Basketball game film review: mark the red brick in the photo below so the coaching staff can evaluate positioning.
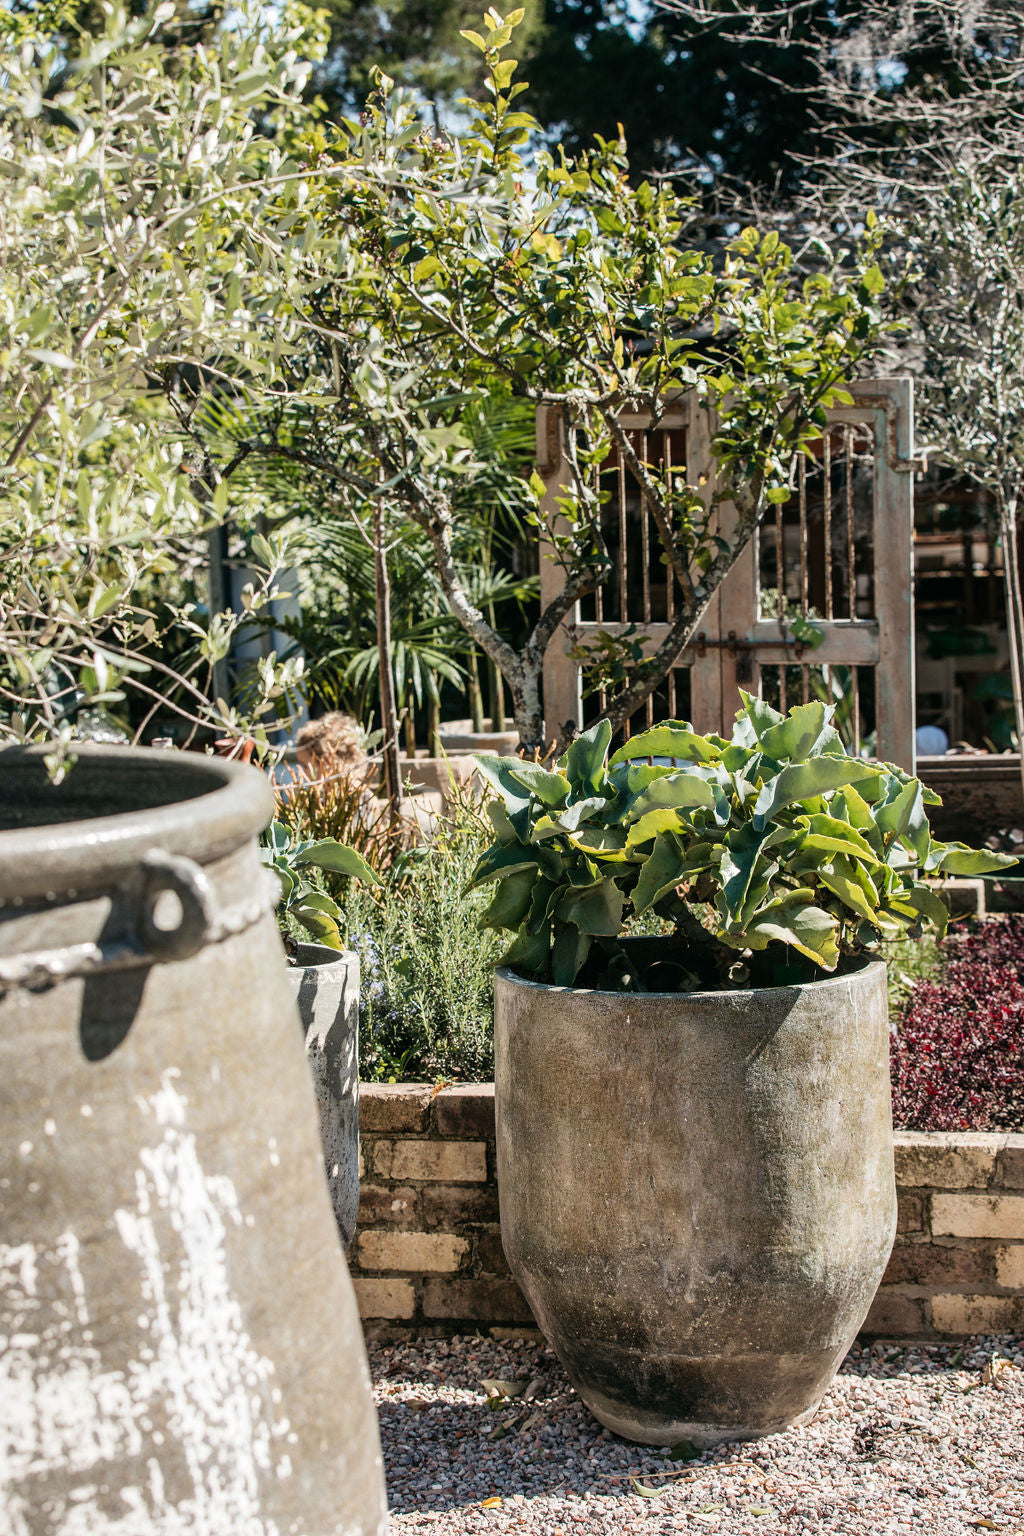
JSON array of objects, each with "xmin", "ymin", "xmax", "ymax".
[
  {"xmin": 421, "ymin": 1183, "xmax": 500, "ymax": 1229},
  {"xmin": 860, "ymin": 1291, "xmax": 926, "ymax": 1338},
  {"xmin": 474, "ymin": 1225, "xmax": 512, "ymax": 1275},
  {"xmin": 357, "ymin": 1231, "xmax": 468, "ymax": 1274},
  {"xmin": 432, "ymin": 1085, "xmax": 496, "ymax": 1140},
  {"xmin": 882, "ymin": 1242, "xmax": 992, "ymax": 1288},
  {"xmin": 897, "ymin": 1193, "xmax": 924, "ymax": 1233},
  {"xmin": 421, "ymin": 1276, "xmax": 535, "ymax": 1325},
  {"xmin": 374, "ymin": 1138, "xmax": 486, "ymax": 1182},
  {"xmin": 359, "ymin": 1083, "xmax": 434, "ymax": 1133},
  {"xmin": 357, "ymin": 1184, "xmax": 420, "ymax": 1226},
  {"xmin": 931, "ymin": 1293, "xmax": 1024, "ymax": 1334},
  {"xmin": 894, "ymin": 1133, "xmax": 1000, "ymax": 1191},
  {"xmin": 352, "ymin": 1277, "xmax": 416, "ymax": 1320},
  {"xmin": 931, "ymin": 1192, "xmax": 1024, "ymax": 1239}
]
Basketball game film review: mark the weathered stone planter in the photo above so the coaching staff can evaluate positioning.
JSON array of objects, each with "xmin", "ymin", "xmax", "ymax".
[
  {"xmin": 494, "ymin": 956, "xmax": 896, "ymax": 1446},
  {"xmin": 0, "ymin": 745, "xmax": 386, "ymax": 1535},
  {"xmin": 286, "ymin": 941, "xmax": 361, "ymax": 1248}
]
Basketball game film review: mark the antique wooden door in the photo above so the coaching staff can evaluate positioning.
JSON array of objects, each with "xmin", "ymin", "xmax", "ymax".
[{"xmin": 538, "ymin": 378, "xmax": 918, "ymax": 769}]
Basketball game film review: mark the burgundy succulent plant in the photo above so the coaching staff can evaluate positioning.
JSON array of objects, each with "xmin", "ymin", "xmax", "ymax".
[{"xmin": 890, "ymin": 916, "xmax": 1024, "ymax": 1132}]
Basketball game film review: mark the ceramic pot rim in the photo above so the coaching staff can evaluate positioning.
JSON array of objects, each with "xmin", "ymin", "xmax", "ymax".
[
  {"xmin": 495, "ymin": 951, "xmax": 886, "ymax": 1005},
  {"xmin": 0, "ymin": 743, "xmax": 274, "ymax": 900}
]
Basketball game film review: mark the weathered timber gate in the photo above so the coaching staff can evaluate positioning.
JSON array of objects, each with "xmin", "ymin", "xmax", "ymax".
[{"xmin": 538, "ymin": 378, "xmax": 919, "ymax": 770}]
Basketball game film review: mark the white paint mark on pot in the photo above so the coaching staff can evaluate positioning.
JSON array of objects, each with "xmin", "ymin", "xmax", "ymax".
[{"xmin": 0, "ymin": 1072, "xmax": 291, "ymax": 1533}]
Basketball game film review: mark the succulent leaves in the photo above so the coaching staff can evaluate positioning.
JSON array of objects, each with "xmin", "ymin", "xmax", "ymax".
[
  {"xmin": 262, "ymin": 820, "xmax": 379, "ymax": 950},
  {"xmin": 470, "ymin": 699, "xmax": 1016, "ymax": 987}
]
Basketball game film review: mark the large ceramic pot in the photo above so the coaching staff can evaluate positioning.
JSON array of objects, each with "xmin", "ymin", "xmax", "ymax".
[
  {"xmin": 0, "ymin": 746, "xmax": 387, "ymax": 1535},
  {"xmin": 286, "ymin": 942, "xmax": 361, "ymax": 1249},
  {"xmin": 494, "ymin": 950, "xmax": 896, "ymax": 1447}
]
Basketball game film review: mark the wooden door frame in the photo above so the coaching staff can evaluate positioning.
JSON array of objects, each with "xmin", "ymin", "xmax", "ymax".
[{"xmin": 538, "ymin": 378, "xmax": 919, "ymax": 769}]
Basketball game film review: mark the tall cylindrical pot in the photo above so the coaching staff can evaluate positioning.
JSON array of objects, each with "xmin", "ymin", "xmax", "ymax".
[
  {"xmin": 494, "ymin": 954, "xmax": 896, "ymax": 1447},
  {"xmin": 286, "ymin": 943, "xmax": 361, "ymax": 1249},
  {"xmin": 0, "ymin": 746, "xmax": 387, "ymax": 1535}
]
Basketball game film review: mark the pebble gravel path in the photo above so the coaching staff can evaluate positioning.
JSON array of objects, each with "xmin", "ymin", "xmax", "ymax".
[{"xmin": 370, "ymin": 1333, "xmax": 1024, "ymax": 1535}]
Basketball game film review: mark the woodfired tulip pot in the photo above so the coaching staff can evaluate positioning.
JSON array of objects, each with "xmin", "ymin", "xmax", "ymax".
[
  {"xmin": 494, "ymin": 949, "xmax": 896, "ymax": 1446},
  {"xmin": 0, "ymin": 745, "xmax": 387, "ymax": 1535}
]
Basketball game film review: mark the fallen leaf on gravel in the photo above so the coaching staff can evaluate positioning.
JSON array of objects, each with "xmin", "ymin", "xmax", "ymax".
[
  {"xmin": 401, "ymin": 1397, "xmax": 431, "ymax": 1410},
  {"xmin": 630, "ymin": 1479, "xmax": 669, "ymax": 1499},
  {"xmin": 486, "ymin": 1425, "xmax": 508, "ymax": 1443},
  {"xmin": 968, "ymin": 1520, "xmax": 997, "ymax": 1530},
  {"xmin": 480, "ymin": 1378, "xmax": 528, "ymax": 1399},
  {"xmin": 523, "ymin": 1376, "xmax": 546, "ymax": 1400},
  {"xmin": 520, "ymin": 1411, "xmax": 544, "ymax": 1433},
  {"xmin": 480, "ymin": 1497, "xmax": 502, "ymax": 1509},
  {"xmin": 981, "ymin": 1356, "xmax": 1018, "ymax": 1387},
  {"xmin": 599, "ymin": 1466, "xmax": 698, "ymax": 1485}
]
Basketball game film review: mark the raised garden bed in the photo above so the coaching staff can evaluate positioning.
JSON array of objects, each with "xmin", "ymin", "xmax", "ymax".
[
  {"xmin": 351, "ymin": 916, "xmax": 1024, "ymax": 1342},
  {"xmin": 352, "ymin": 1084, "xmax": 1024, "ymax": 1343}
]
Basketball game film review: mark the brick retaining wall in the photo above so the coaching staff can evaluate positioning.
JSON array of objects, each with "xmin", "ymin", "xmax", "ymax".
[{"xmin": 352, "ymin": 1084, "xmax": 1024, "ymax": 1341}]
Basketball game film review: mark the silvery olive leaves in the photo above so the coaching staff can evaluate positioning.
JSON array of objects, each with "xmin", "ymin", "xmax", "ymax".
[{"xmin": 470, "ymin": 695, "xmax": 1016, "ymax": 989}]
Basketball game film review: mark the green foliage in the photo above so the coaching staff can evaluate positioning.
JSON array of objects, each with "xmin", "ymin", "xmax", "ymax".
[
  {"xmin": 262, "ymin": 817, "xmax": 379, "ymax": 950},
  {"xmin": 885, "ymin": 928, "xmax": 945, "ymax": 1015},
  {"xmin": 179, "ymin": 6, "xmax": 891, "ymax": 751},
  {"xmin": 906, "ymin": 168, "xmax": 1024, "ymax": 524},
  {"xmin": 0, "ymin": 1, "xmax": 890, "ymax": 762},
  {"xmin": 345, "ymin": 790, "xmax": 504, "ymax": 1081},
  {"xmin": 470, "ymin": 696, "xmax": 1016, "ymax": 989},
  {"xmin": 0, "ymin": 2, "xmax": 322, "ymax": 756},
  {"xmin": 309, "ymin": 0, "xmax": 543, "ymax": 123}
]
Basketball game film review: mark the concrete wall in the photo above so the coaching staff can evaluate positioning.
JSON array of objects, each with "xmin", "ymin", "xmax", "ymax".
[
  {"xmin": 917, "ymin": 754, "xmax": 1024, "ymax": 844},
  {"xmin": 353, "ymin": 1085, "xmax": 1024, "ymax": 1341}
]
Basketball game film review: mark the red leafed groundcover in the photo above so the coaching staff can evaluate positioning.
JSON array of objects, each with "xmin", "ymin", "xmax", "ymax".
[{"xmin": 890, "ymin": 915, "xmax": 1024, "ymax": 1132}]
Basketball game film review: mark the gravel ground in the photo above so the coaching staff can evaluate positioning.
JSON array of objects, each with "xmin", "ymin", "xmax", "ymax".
[{"xmin": 370, "ymin": 1332, "xmax": 1024, "ymax": 1535}]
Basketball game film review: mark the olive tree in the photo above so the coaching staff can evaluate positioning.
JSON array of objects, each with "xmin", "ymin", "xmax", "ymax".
[
  {"xmin": 663, "ymin": 0, "xmax": 1024, "ymax": 771},
  {"xmin": 0, "ymin": 1, "xmax": 319, "ymax": 759},
  {"xmin": 902, "ymin": 171, "xmax": 1024, "ymax": 761}
]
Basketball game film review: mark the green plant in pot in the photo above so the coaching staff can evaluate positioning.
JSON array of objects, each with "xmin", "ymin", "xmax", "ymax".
[
  {"xmin": 262, "ymin": 819, "xmax": 379, "ymax": 953},
  {"xmin": 262, "ymin": 820, "xmax": 380, "ymax": 1248},
  {"xmin": 472, "ymin": 697, "xmax": 1012, "ymax": 1447}
]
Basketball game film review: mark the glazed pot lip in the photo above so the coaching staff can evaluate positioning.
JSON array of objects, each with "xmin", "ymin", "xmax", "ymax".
[
  {"xmin": 494, "ymin": 951, "xmax": 886, "ymax": 1004},
  {"xmin": 0, "ymin": 743, "xmax": 274, "ymax": 900}
]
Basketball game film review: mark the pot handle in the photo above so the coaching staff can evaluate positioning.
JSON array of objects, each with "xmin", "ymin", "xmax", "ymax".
[{"xmin": 135, "ymin": 850, "xmax": 215, "ymax": 962}]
